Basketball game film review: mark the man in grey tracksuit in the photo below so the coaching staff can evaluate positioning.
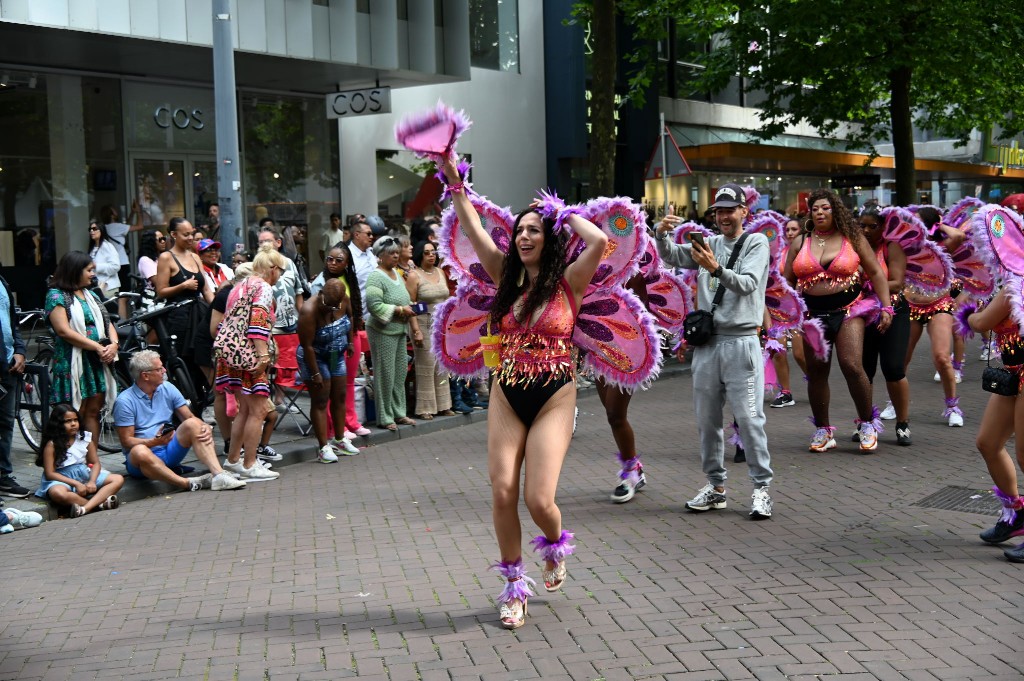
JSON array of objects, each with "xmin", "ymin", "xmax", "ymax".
[{"xmin": 655, "ymin": 183, "xmax": 774, "ymax": 519}]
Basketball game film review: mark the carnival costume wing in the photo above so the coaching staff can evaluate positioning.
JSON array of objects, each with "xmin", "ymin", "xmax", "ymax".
[
  {"xmin": 436, "ymin": 195, "xmax": 514, "ymax": 289},
  {"xmin": 431, "ymin": 290, "xmax": 494, "ymax": 379},
  {"xmin": 573, "ymin": 286, "xmax": 662, "ymax": 391},
  {"xmin": 672, "ymin": 221, "xmax": 712, "ymax": 245},
  {"xmin": 879, "ymin": 207, "xmax": 956, "ymax": 296},
  {"xmin": 744, "ymin": 211, "xmax": 788, "ymax": 272},
  {"xmin": 970, "ymin": 204, "xmax": 1024, "ymax": 279},
  {"xmin": 639, "ymin": 239, "xmax": 690, "ymax": 332},
  {"xmin": 567, "ymin": 196, "xmax": 649, "ymax": 291},
  {"xmin": 764, "ymin": 272, "xmax": 806, "ymax": 337},
  {"xmin": 945, "ymin": 197, "xmax": 984, "ymax": 232}
]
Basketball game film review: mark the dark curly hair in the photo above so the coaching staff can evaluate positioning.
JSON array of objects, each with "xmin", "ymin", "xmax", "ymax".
[
  {"xmin": 489, "ymin": 210, "xmax": 568, "ymax": 327},
  {"xmin": 804, "ymin": 189, "xmax": 862, "ymax": 247},
  {"xmin": 36, "ymin": 403, "xmax": 83, "ymax": 469}
]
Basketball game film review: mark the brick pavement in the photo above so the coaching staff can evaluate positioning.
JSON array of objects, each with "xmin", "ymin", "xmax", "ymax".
[{"xmin": 2, "ymin": 340, "xmax": 1024, "ymax": 680}]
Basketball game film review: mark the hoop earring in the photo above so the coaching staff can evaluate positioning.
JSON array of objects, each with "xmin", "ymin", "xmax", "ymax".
[{"xmin": 517, "ymin": 267, "xmax": 525, "ymax": 287}]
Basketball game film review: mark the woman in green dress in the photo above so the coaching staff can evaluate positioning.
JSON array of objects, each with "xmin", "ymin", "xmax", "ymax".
[
  {"xmin": 45, "ymin": 251, "xmax": 120, "ymax": 456},
  {"xmin": 365, "ymin": 237, "xmax": 423, "ymax": 431}
]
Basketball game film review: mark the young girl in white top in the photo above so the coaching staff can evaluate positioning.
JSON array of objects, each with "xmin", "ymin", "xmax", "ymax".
[{"xmin": 34, "ymin": 404, "xmax": 124, "ymax": 517}]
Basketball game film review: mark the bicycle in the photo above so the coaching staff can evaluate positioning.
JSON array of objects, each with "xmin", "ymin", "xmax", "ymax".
[{"xmin": 14, "ymin": 309, "xmax": 55, "ymax": 453}]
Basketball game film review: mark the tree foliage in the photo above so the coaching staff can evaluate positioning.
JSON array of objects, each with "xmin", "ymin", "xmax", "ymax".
[{"xmin": 693, "ymin": 0, "xmax": 1024, "ymax": 203}]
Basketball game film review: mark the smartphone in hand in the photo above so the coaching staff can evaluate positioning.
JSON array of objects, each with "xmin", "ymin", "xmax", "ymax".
[
  {"xmin": 158, "ymin": 422, "xmax": 176, "ymax": 437},
  {"xmin": 687, "ymin": 231, "xmax": 706, "ymax": 249}
]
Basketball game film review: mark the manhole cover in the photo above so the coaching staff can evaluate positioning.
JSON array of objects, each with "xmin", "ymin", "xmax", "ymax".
[{"xmin": 913, "ymin": 486, "xmax": 1001, "ymax": 516}]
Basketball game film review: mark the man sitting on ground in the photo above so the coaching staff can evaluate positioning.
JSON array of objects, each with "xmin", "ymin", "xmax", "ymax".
[{"xmin": 113, "ymin": 350, "xmax": 245, "ymax": 491}]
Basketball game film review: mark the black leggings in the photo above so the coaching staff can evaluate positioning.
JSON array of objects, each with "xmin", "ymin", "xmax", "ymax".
[{"xmin": 863, "ymin": 301, "xmax": 911, "ymax": 383}]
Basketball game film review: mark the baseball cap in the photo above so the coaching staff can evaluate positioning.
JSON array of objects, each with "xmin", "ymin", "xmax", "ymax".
[
  {"xmin": 710, "ymin": 183, "xmax": 745, "ymax": 209},
  {"xmin": 197, "ymin": 238, "xmax": 221, "ymax": 252}
]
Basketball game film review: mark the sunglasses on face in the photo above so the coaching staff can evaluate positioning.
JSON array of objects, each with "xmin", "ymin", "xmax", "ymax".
[{"xmin": 325, "ymin": 256, "xmax": 346, "ymax": 264}]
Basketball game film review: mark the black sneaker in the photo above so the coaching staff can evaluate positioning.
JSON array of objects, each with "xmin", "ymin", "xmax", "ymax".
[
  {"xmin": 733, "ymin": 446, "xmax": 746, "ymax": 463},
  {"xmin": 610, "ymin": 469, "xmax": 646, "ymax": 504},
  {"xmin": 0, "ymin": 476, "xmax": 30, "ymax": 499},
  {"xmin": 895, "ymin": 422, "xmax": 912, "ymax": 446},
  {"xmin": 769, "ymin": 392, "xmax": 795, "ymax": 408},
  {"xmin": 981, "ymin": 510, "xmax": 1024, "ymax": 544}
]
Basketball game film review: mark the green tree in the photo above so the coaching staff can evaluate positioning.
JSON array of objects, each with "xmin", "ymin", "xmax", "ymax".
[{"xmin": 694, "ymin": 0, "xmax": 1024, "ymax": 204}]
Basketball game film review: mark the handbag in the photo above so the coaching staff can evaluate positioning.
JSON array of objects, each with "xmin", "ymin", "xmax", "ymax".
[
  {"xmin": 214, "ymin": 282, "xmax": 261, "ymax": 371},
  {"xmin": 682, "ymin": 233, "xmax": 749, "ymax": 346},
  {"xmin": 982, "ymin": 363, "xmax": 1019, "ymax": 396}
]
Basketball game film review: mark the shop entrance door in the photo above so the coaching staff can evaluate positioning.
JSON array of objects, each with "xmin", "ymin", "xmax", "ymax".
[{"xmin": 130, "ymin": 154, "xmax": 218, "ymax": 229}]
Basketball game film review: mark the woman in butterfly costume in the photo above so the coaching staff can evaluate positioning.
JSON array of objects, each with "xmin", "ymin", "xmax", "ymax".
[
  {"xmin": 433, "ymin": 158, "xmax": 664, "ymax": 629},
  {"xmin": 956, "ymin": 205, "xmax": 1024, "ymax": 563}
]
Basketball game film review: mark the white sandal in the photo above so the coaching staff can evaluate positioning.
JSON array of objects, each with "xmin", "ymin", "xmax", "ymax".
[{"xmin": 542, "ymin": 561, "xmax": 567, "ymax": 592}]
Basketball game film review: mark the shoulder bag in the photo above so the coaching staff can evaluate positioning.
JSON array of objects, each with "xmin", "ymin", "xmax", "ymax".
[
  {"xmin": 214, "ymin": 282, "xmax": 261, "ymax": 371},
  {"xmin": 682, "ymin": 233, "xmax": 749, "ymax": 346}
]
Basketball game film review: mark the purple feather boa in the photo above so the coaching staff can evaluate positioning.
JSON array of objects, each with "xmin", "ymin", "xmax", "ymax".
[
  {"xmin": 616, "ymin": 452, "xmax": 643, "ymax": 485},
  {"xmin": 942, "ymin": 396, "xmax": 962, "ymax": 418},
  {"xmin": 954, "ymin": 303, "xmax": 976, "ymax": 339},
  {"xmin": 727, "ymin": 423, "xmax": 745, "ymax": 450},
  {"xmin": 535, "ymin": 188, "xmax": 583, "ymax": 234},
  {"xmin": 530, "ymin": 530, "xmax": 576, "ymax": 564},
  {"xmin": 993, "ymin": 486, "xmax": 1024, "ymax": 523},
  {"xmin": 489, "ymin": 558, "xmax": 536, "ymax": 604}
]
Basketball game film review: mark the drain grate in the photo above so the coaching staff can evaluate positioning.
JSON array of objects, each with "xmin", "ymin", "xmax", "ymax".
[{"xmin": 913, "ymin": 485, "xmax": 1001, "ymax": 516}]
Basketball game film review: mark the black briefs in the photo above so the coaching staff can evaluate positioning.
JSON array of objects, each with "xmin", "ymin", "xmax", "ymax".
[{"xmin": 499, "ymin": 374, "xmax": 573, "ymax": 428}]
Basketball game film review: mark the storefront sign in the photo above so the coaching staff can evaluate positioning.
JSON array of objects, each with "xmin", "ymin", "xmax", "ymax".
[
  {"xmin": 982, "ymin": 128, "xmax": 1024, "ymax": 168},
  {"xmin": 325, "ymin": 87, "xmax": 391, "ymax": 119},
  {"xmin": 153, "ymin": 106, "xmax": 205, "ymax": 131}
]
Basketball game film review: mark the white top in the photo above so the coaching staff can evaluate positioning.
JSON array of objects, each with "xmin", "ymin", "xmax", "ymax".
[
  {"xmin": 138, "ymin": 255, "xmax": 158, "ymax": 284},
  {"xmin": 63, "ymin": 431, "xmax": 92, "ymax": 467},
  {"xmin": 91, "ymin": 241, "xmax": 122, "ymax": 292},
  {"xmin": 105, "ymin": 221, "xmax": 131, "ymax": 265},
  {"xmin": 348, "ymin": 242, "xmax": 378, "ymax": 317},
  {"xmin": 321, "ymin": 227, "xmax": 345, "ymax": 253}
]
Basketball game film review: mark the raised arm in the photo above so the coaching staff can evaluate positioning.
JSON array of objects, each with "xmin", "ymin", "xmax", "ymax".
[
  {"xmin": 560, "ymin": 212, "xmax": 608, "ymax": 305},
  {"xmin": 440, "ymin": 154, "xmax": 504, "ymax": 284},
  {"xmin": 654, "ymin": 214, "xmax": 697, "ymax": 270}
]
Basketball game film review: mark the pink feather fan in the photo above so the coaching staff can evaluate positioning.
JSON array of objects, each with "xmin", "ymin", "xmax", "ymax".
[{"xmin": 394, "ymin": 100, "xmax": 471, "ymax": 160}]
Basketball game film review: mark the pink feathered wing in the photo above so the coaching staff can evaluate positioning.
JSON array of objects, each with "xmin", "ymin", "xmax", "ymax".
[
  {"xmin": 569, "ymin": 196, "xmax": 649, "ymax": 290},
  {"xmin": 574, "ymin": 287, "xmax": 662, "ymax": 392},
  {"xmin": 639, "ymin": 239, "xmax": 690, "ymax": 333},
  {"xmin": 436, "ymin": 195, "xmax": 514, "ymax": 289},
  {"xmin": 971, "ymin": 205, "xmax": 1024, "ymax": 278},
  {"xmin": 879, "ymin": 207, "xmax": 955, "ymax": 296}
]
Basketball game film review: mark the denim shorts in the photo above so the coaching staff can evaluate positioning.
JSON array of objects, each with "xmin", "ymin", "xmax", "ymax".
[
  {"xmin": 35, "ymin": 463, "xmax": 111, "ymax": 498},
  {"xmin": 297, "ymin": 346, "xmax": 347, "ymax": 382},
  {"xmin": 124, "ymin": 432, "xmax": 190, "ymax": 479}
]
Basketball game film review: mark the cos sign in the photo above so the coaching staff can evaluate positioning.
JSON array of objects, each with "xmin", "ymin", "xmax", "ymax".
[
  {"xmin": 325, "ymin": 87, "xmax": 391, "ymax": 119},
  {"xmin": 153, "ymin": 106, "xmax": 205, "ymax": 131}
]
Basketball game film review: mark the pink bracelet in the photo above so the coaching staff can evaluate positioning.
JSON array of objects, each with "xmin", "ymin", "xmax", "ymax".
[
  {"xmin": 448, "ymin": 181, "xmax": 465, "ymax": 194},
  {"xmin": 881, "ymin": 305, "xmax": 895, "ymax": 315}
]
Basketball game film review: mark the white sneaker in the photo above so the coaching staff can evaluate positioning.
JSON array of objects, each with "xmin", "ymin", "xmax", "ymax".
[
  {"xmin": 318, "ymin": 445, "xmax": 339, "ymax": 464},
  {"xmin": 4, "ymin": 508, "xmax": 43, "ymax": 528},
  {"xmin": 211, "ymin": 471, "xmax": 246, "ymax": 490},
  {"xmin": 329, "ymin": 438, "xmax": 360, "ymax": 456},
  {"xmin": 880, "ymin": 401, "xmax": 896, "ymax": 420},
  {"xmin": 239, "ymin": 460, "xmax": 280, "ymax": 480},
  {"xmin": 955, "ymin": 369, "xmax": 962, "ymax": 384},
  {"xmin": 749, "ymin": 487, "xmax": 772, "ymax": 519},
  {"xmin": 572, "ymin": 406, "xmax": 578, "ymax": 436},
  {"xmin": 980, "ymin": 346, "xmax": 992, "ymax": 361},
  {"xmin": 933, "ymin": 370, "xmax": 941, "ymax": 382},
  {"xmin": 948, "ymin": 411, "xmax": 964, "ymax": 427},
  {"xmin": 222, "ymin": 459, "xmax": 245, "ymax": 478}
]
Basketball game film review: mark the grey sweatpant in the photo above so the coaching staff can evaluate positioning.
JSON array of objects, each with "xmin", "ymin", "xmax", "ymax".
[{"xmin": 691, "ymin": 334, "xmax": 773, "ymax": 488}]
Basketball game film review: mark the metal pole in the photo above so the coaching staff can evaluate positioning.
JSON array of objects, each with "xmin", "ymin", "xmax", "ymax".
[
  {"xmin": 213, "ymin": 0, "xmax": 243, "ymax": 262},
  {"xmin": 660, "ymin": 113, "xmax": 670, "ymax": 217}
]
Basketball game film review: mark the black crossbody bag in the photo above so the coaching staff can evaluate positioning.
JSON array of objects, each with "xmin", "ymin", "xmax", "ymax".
[
  {"xmin": 682, "ymin": 233, "xmax": 749, "ymax": 346},
  {"xmin": 982, "ymin": 349, "xmax": 1019, "ymax": 396}
]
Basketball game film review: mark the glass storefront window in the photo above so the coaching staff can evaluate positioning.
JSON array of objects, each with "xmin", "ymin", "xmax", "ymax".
[
  {"xmin": 470, "ymin": 0, "xmax": 519, "ymax": 72},
  {"xmin": 241, "ymin": 93, "xmax": 339, "ymax": 270}
]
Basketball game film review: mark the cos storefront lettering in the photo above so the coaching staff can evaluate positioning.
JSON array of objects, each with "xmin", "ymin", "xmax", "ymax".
[
  {"xmin": 153, "ymin": 106, "xmax": 205, "ymax": 131},
  {"xmin": 325, "ymin": 86, "xmax": 391, "ymax": 119}
]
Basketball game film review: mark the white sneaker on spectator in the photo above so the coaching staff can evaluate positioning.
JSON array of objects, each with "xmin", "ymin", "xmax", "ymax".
[
  {"xmin": 329, "ymin": 438, "xmax": 360, "ymax": 456},
  {"xmin": 239, "ymin": 460, "xmax": 279, "ymax": 480},
  {"xmin": 318, "ymin": 445, "xmax": 339, "ymax": 464},
  {"xmin": 880, "ymin": 401, "xmax": 896, "ymax": 420},
  {"xmin": 223, "ymin": 459, "xmax": 245, "ymax": 478},
  {"xmin": 343, "ymin": 430, "xmax": 356, "ymax": 439},
  {"xmin": 211, "ymin": 472, "xmax": 246, "ymax": 491},
  {"xmin": 353, "ymin": 426, "xmax": 371, "ymax": 437},
  {"xmin": 187, "ymin": 473, "xmax": 214, "ymax": 491},
  {"xmin": 4, "ymin": 508, "xmax": 43, "ymax": 528}
]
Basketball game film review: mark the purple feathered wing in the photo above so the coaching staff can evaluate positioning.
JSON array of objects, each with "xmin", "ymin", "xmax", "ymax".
[
  {"xmin": 436, "ymin": 195, "xmax": 513, "ymax": 289},
  {"xmin": 764, "ymin": 272, "xmax": 806, "ymax": 337},
  {"xmin": 879, "ymin": 207, "xmax": 956, "ymax": 296},
  {"xmin": 745, "ymin": 211, "xmax": 788, "ymax": 273},
  {"xmin": 971, "ymin": 205, "xmax": 1024, "ymax": 280},
  {"xmin": 573, "ymin": 287, "xmax": 662, "ymax": 392},
  {"xmin": 567, "ymin": 197, "xmax": 649, "ymax": 290},
  {"xmin": 639, "ymin": 239, "xmax": 690, "ymax": 333},
  {"xmin": 430, "ymin": 289, "xmax": 495, "ymax": 379}
]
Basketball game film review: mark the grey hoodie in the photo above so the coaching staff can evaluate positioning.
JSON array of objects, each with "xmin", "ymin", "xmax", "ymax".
[{"xmin": 656, "ymin": 231, "xmax": 770, "ymax": 336}]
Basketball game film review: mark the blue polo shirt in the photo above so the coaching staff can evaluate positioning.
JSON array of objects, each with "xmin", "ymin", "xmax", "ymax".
[{"xmin": 112, "ymin": 381, "xmax": 187, "ymax": 454}]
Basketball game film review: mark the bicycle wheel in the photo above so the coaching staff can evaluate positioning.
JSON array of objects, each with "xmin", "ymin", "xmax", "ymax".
[
  {"xmin": 16, "ymin": 367, "xmax": 46, "ymax": 454},
  {"xmin": 96, "ymin": 369, "xmax": 131, "ymax": 453}
]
